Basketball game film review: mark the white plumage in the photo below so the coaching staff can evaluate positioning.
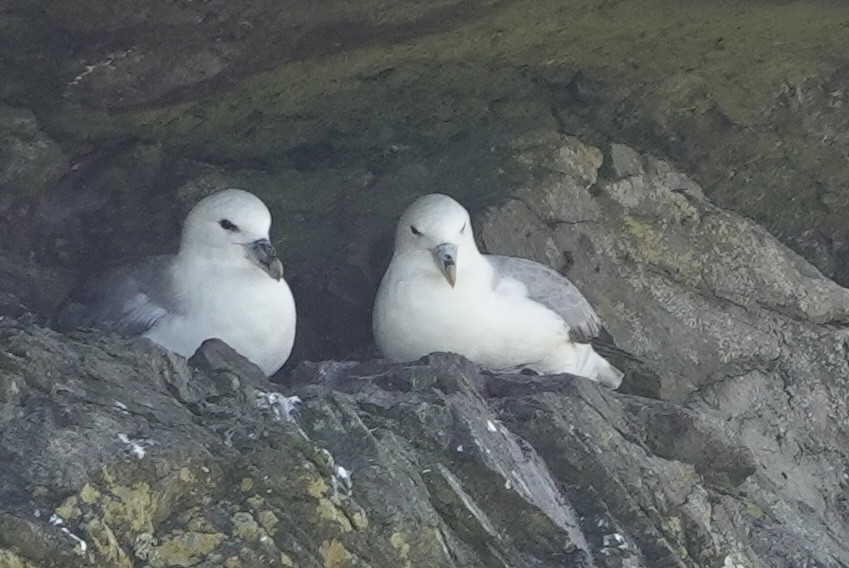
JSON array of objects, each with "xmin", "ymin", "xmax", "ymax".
[
  {"xmin": 55, "ymin": 189, "xmax": 296, "ymax": 377},
  {"xmin": 373, "ymin": 193, "xmax": 622, "ymax": 389}
]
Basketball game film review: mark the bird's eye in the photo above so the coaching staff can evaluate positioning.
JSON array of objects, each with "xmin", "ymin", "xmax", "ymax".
[
  {"xmin": 410, "ymin": 225, "xmax": 422, "ymax": 236},
  {"xmin": 219, "ymin": 219, "xmax": 239, "ymax": 232}
]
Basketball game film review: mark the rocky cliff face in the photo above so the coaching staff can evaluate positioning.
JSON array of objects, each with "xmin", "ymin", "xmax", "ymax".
[
  {"xmin": 3, "ymin": 1, "xmax": 849, "ymax": 566},
  {"xmin": 3, "ymin": 134, "xmax": 849, "ymax": 567}
]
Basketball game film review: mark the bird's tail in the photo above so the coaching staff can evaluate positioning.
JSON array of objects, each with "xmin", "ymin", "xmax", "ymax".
[
  {"xmin": 591, "ymin": 338, "xmax": 644, "ymax": 363},
  {"xmin": 594, "ymin": 358, "xmax": 624, "ymax": 390},
  {"xmin": 561, "ymin": 342, "xmax": 624, "ymax": 390}
]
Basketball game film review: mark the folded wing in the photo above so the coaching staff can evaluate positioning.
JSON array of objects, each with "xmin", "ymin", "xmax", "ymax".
[
  {"xmin": 486, "ymin": 255, "xmax": 602, "ymax": 343},
  {"xmin": 53, "ymin": 255, "xmax": 178, "ymax": 336}
]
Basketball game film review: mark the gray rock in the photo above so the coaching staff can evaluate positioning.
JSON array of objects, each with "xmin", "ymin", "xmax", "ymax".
[
  {"xmin": 480, "ymin": 133, "xmax": 849, "ymax": 567},
  {"xmin": 0, "ymin": 106, "xmax": 68, "ymax": 198},
  {"xmin": 2, "ymin": 128, "xmax": 849, "ymax": 567},
  {"xmin": 0, "ymin": 326, "xmax": 752, "ymax": 567},
  {"xmin": 609, "ymin": 144, "xmax": 645, "ymax": 179}
]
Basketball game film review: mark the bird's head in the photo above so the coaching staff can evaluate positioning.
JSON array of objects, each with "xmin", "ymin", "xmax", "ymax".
[
  {"xmin": 179, "ymin": 189, "xmax": 285, "ymax": 280},
  {"xmin": 394, "ymin": 193, "xmax": 477, "ymax": 287}
]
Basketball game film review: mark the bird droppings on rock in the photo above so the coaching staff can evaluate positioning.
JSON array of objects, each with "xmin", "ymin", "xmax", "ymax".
[
  {"xmin": 117, "ymin": 433, "xmax": 148, "ymax": 459},
  {"xmin": 255, "ymin": 391, "xmax": 303, "ymax": 422},
  {"xmin": 332, "ymin": 465, "xmax": 353, "ymax": 498},
  {"xmin": 48, "ymin": 513, "xmax": 88, "ymax": 555}
]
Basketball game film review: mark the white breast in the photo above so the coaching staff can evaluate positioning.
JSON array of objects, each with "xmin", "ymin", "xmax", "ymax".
[
  {"xmin": 374, "ymin": 254, "xmax": 567, "ymax": 370},
  {"xmin": 145, "ymin": 262, "xmax": 296, "ymax": 376}
]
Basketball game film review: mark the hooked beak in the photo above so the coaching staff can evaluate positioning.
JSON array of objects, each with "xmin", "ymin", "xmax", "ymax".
[
  {"xmin": 247, "ymin": 239, "xmax": 284, "ymax": 280},
  {"xmin": 432, "ymin": 243, "xmax": 458, "ymax": 287}
]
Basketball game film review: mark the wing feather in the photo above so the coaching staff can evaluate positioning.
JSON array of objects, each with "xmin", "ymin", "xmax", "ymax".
[
  {"xmin": 53, "ymin": 255, "xmax": 179, "ymax": 337},
  {"xmin": 486, "ymin": 254, "xmax": 602, "ymax": 342}
]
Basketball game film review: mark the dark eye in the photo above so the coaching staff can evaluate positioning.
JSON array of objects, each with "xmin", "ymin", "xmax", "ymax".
[
  {"xmin": 410, "ymin": 225, "xmax": 422, "ymax": 236},
  {"xmin": 219, "ymin": 219, "xmax": 239, "ymax": 232}
]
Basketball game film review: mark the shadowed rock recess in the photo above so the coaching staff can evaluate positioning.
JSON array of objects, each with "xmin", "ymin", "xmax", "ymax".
[{"xmin": 2, "ymin": 132, "xmax": 849, "ymax": 567}]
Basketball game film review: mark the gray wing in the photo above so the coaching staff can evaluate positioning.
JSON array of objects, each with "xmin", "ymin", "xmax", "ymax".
[
  {"xmin": 486, "ymin": 254, "xmax": 602, "ymax": 343},
  {"xmin": 53, "ymin": 255, "xmax": 179, "ymax": 337}
]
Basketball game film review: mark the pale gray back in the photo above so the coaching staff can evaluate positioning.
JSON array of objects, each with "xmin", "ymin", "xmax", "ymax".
[
  {"xmin": 486, "ymin": 255, "xmax": 602, "ymax": 343},
  {"xmin": 54, "ymin": 255, "xmax": 181, "ymax": 337}
]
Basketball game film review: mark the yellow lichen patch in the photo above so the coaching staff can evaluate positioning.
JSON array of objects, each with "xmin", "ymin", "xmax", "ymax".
[
  {"xmin": 319, "ymin": 539, "xmax": 355, "ymax": 568},
  {"xmin": 101, "ymin": 482, "xmax": 155, "ymax": 533},
  {"xmin": 621, "ymin": 216, "xmax": 663, "ymax": 256},
  {"xmin": 350, "ymin": 511, "xmax": 368, "ymax": 530},
  {"xmin": 101, "ymin": 465, "xmax": 116, "ymax": 484},
  {"xmin": 257, "ymin": 510, "xmax": 279, "ymax": 534},
  {"xmin": 83, "ymin": 518, "xmax": 133, "ymax": 568},
  {"xmin": 306, "ymin": 476, "xmax": 330, "ymax": 499},
  {"xmin": 280, "ymin": 552, "xmax": 295, "ymax": 567},
  {"xmin": 745, "ymin": 503, "xmax": 765, "ymax": 520},
  {"xmin": 185, "ymin": 510, "xmax": 215, "ymax": 533},
  {"xmin": 390, "ymin": 532, "xmax": 411, "ymax": 558},
  {"xmin": 315, "ymin": 498, "xmax": 353, "ymax": 532},
  {"xmin": 80, "ymin": 483, "xmax": 102, "ymax": 505},
  {"xmin": 668, "ymin": 194, "xmax": 701, "ymax": 227},
  {"xmin": 55, "ymin": 495, "xmax": 81, "ymax": 521},
  {"xmin": 148, "ymin": 531, "xmax": 226, "ymax": 568},
  {"xmin": 659, "ymin": 515, "xmax": 690, "ymax": 559},
  {"xmin": 240, "ymin": 478, "xmax": 254, "ymax": 492},
  {"xmin": 246, "ymin": 495, "xmax": 266, "ymax": 509},
  {"xmin": 224, "ymin": 557, "xmax": 242, "ymax": 568},
  {"xmin": 0, "ymin": 549, "xmax": 41, "ymax": 568},
  {"xmin": 596, "ymin": 430, "xmax": 614, "ymax": 449},
  {"xmin": 620, "ymin": 216, "xmax": 703, "ymax": 286},
  {"xmin": 232, "ymin": 512, "xmax": 263, "ymax": 541},
  {"xmin": 177, "ymin": 467, "xmax": 197, "ymax": 484}
]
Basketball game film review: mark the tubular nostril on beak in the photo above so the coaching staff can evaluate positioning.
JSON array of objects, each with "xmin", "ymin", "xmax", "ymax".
[
  {"xmin": 432, "ymin": 243, "xmax": 458, "ymax": 287},
  {"xmin": 248, "ymin": 239, "xmax": 284, "ymax": 280}
]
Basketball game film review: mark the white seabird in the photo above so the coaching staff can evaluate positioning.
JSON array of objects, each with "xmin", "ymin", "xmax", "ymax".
[
  {"xmin": 54, "ymin": 189, "xmax": 297, "ymax": 377},
  {"xmin": 373, "ymin": 193, "xmax": 623, "ymax": 389}
]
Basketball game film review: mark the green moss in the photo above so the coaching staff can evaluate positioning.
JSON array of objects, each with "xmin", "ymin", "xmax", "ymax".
[
  {"xmin": 117, "ymin": 1, "xmax": 849, "ymax": 144},
  {"xmin": 40, "ymin": 0, "xmax": 849, "ymax": 258}
]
